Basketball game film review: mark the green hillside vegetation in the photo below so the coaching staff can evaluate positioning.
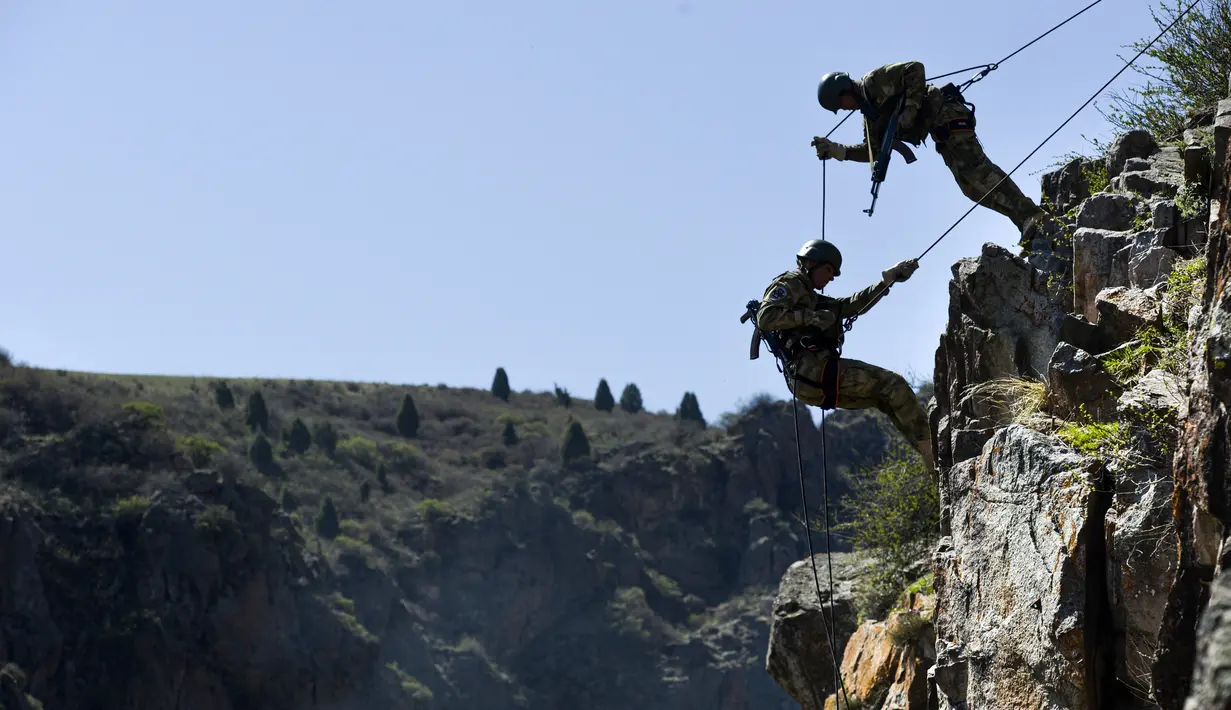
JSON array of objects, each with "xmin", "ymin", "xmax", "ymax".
[{"xmin": 0, "ymin": 363, "xmax": 734, "ymax": 557}]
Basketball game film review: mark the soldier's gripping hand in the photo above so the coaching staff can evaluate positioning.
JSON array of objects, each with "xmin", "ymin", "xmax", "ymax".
[
  {"xmin": 882, "ymin": 258, "xmax": 919, "ymax": 284},
  {"xmin": 805, "ymin": 309, "xmax": 837, "ymax": 329},
  {"xmin": 811, "ymin": 137, "xmax": 846, "ymax": 161}
]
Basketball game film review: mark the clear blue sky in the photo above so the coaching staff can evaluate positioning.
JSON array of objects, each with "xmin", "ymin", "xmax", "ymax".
[{"xmin": 1, "ymin": 1, "xmax": 1163, "ymax": 421}]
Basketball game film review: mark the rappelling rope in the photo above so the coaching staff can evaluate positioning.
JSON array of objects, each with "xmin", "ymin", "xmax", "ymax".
[
  {"xmin": 790, "ymin": 386, "xmax": 852, "ymax": 709},
  {"xmin": 931, "ymin": 0, "xmax": 1106, "ymax": 89}
]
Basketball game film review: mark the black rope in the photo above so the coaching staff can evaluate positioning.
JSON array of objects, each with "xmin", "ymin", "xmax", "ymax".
[
  {"xmin": 948, "ymin": 0, "xmax": 1106, "ymax": 90},
  {"xmin": 823, "ymin": 110, "xmax": 854, "ymax": 140},
  {"xmin": 986, "ymin": 0, "xmax": 1105, "ymax": 77},
  {"xmin": 926, "ymin": 64, "xmax": 994, "ymax": 83},
  {"xmin": 822, "ymin": 161, "xmax": 827, "ymax": 239},
  {"xmin": 790, "ymin": 385, "xmax": 852, "ymax": 709},
  {"xmin": 838, "ymin": 0, "xmax": 1203, "ymax": 330}
]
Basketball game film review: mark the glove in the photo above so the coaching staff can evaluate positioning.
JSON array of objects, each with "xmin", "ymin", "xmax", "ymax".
[
  {"xmin": 882, "ymin": 258, "xmax": 919, "ymax": 284},
  {"xmin": 811, "ymin": 136, "xmax": 846, "ymax": 161},
  {"xmin": 805, "ymin": 309, "xmax": 837, "ymax": 329}
]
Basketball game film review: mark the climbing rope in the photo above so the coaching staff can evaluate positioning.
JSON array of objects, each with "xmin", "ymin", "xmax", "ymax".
[
  {"xmin": 937, "ymin": 0, "xmax": 1106, "ymax": 90},
  {"xmin": 790, "ymin": 384, "xmax": 852, "ymax": 709}
]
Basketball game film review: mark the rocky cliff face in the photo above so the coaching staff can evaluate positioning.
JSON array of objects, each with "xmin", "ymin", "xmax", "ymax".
[{"xmin": 769, "ymin": 83, "xmax": 1225, "ymax": 710}]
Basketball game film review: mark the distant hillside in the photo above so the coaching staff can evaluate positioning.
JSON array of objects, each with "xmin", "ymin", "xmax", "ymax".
[{"xmin": 0, "ymin": 360, "xmax": 908, "ymax": 710}]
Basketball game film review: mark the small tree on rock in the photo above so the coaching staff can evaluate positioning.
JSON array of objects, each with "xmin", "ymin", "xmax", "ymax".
[
  {"xmin": 502, "ymin": 420, "xmax": 518, "ymax": 446},
  {"xmin": 396, "ymin": 393, "xmax": 420, "ymax": 438},
  {"xmin": 249, "ymin": 434, "xmax": 274, "ymax": 470},
  {"xmin": 676, "ymin": 392, "xmax": 706, "ymax": 426},
  {"xmin": 288, "ymin": 418, "xmax": 312, "ymax": 454},
  {"xmin": 245, "ymin": 391, "xmax": 269, "ymax": 433},
  {"xmin": 561, "ymin": 419, "xmax": 591, "ymax": 464},
  {"xmin": 492, "ymin": 367, "xmax": 511, "ymax": 401},
  {"xmin": 594, "ymin": 379, "xmax": 615, "ymax": 412},
  {"xmin": 620, "ymin": 383, "xmax": 643, "ymax": 413},
  {"xmin": 316, "ymin": 496, "xmax": 340, "ymax": 539}
]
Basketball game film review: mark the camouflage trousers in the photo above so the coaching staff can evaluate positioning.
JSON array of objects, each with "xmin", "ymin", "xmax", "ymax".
[
  {"xmin": 934, "ymin": 102, "xmax": 1044, "ymax": 232},
  {"xmin": 787, "ymin": 354, "xmax": 930, "ymax": 443}
]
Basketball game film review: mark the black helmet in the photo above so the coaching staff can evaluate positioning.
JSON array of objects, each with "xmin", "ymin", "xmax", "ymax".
[
  {"xmin": 817, "ymin": 71, "xmax": 854, "ymax": 113},
  {"xmin": 796, "ymin": 239, "xmax": 841, "ymax": 276}
]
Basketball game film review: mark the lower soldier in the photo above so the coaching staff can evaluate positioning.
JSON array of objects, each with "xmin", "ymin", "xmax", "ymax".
[
  {"xmin": 752, "ymin": 239, "xmax": 935, "ymax": 474},
  {"xmin": 809, "ymin": 61, "xmax": 1054, "ymax": 242}
]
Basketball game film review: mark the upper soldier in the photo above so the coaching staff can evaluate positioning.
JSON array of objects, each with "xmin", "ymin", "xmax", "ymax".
[
  {"xmin": 809, "ymin": 61, "xmax": 1054, "ymax": 242},
  {"xmin": 751, "ymin": 239, "xmax": 935, "ymax": 474}
]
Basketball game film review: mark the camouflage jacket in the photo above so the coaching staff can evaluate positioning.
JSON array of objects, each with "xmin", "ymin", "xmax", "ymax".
[
  {"xmin": 838, "ymin": 61, "xmax": 944, "ymax": 163},
  {"xmin": 756, "ymin": 269, "xmax": 890, "ymax": 345}
]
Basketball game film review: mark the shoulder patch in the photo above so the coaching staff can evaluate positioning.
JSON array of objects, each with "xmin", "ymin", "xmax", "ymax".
[{"xmin": 769, "ymin": 285, "xmax": 788, "ymax": 301}]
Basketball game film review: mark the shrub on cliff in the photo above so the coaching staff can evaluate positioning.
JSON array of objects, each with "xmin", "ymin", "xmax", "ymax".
[
  {"xmin": 1102, "ymin": 0, "xmax": 1231, "ymax": 140},
  {"xmin": 834, "ymin": 440, "xmax": 939, "ymax": 621}
]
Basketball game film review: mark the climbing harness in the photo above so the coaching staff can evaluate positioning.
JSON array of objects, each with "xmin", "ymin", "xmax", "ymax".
[
  {"xmin": 928, "ymin": 83, "xmax": 978, "ymax": 153},
  {"xmin": 748, "ymin": 4, "xmax": 1205, "ymax": 703},
  {"xmin": 821, "ymin": 0, "xmax": 1107, "ymax": 217}
]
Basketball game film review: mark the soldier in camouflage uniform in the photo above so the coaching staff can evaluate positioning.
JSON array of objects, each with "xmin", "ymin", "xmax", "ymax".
[
  {"xmin": 809, "ymin": 61, "xmax": 1053, "ymax": 240},
  {"xmin": 754, "ymin": 239, "xmax": 935, "ymax": 474}
]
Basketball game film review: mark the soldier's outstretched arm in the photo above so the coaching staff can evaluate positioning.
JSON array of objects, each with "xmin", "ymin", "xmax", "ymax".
[
  {"xmin": 757, "ymin": 277, "xmax": 836, "ymax": 331},
  {"xmin": 835, "ymin": 281, "xmax": 891, "ymax": 319}
]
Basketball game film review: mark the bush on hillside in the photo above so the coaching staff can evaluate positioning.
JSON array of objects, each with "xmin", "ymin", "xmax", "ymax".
[
  {"xmin": 313, "ymin": 420, "xmax": 338, "ymax": 456},
  {"xmin": 0, "ymin": 347, "xmax": 13, "ymax": 369},
  {"xmin": 179, "ymin": 435, "xmax": 224, "ymax": 469},
  {"xmin": 492, "ymin": 367, "xmax": 511, "ymax": 401},
  {"xmin": 396, "ymin": 394, "xmax": 420, "ymax": 438},
  {"xmin": 288, "ymin": 418, "xmax": 312, "ymax": 454},
  {"xmin": 316, "ymin": 496, "xmax": 340, "ymax": 539},
  {"xmin": 553, "ymin": 385, "xmax": 572, "ymax": 408},
  {"xmin": 676, "ymin": 392, "xmax": 705, "ymax": 426},
  {"xmin": 595, "ymin": 379, "xmax": 615, "ymax": 412},
  {"xmin": 502, "ymin": 420, "xmax": 518, "ymax": 446},
  {"xmin": 245, "ymin": 391, "xmax": 270, "ymax": 433},
  {"xmin": 213, "ymin": 381, "xmax": 235, "ymax": 410},
  {"xmin": 619, "ymin": 383, "xmax": 643, "ymax": 413},
  {"xmin": 249, "ymin": 434, "xmax": 275, "ymax": 471},
  {"xmin": 561, "ymin": 419, "xmax": 590, "ymax": 464}
]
